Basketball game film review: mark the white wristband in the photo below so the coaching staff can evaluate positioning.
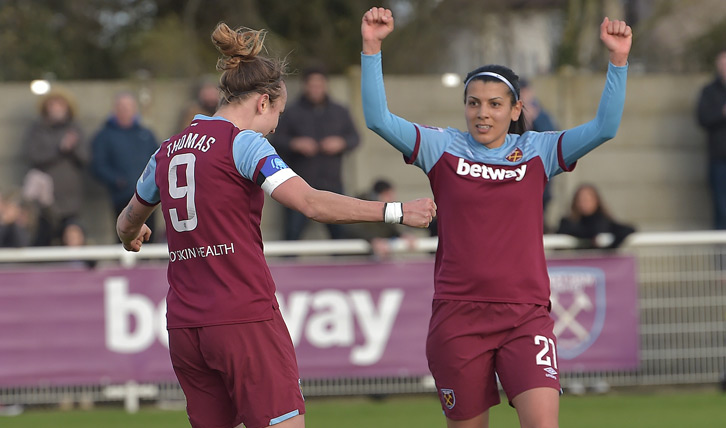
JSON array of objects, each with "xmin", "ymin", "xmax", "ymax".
[{"xmin": 384, "ymin": 202, "xmax": 403, "ymax": 224}]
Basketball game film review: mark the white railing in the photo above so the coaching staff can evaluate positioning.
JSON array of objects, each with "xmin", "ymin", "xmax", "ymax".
[{"xmin": 2, "ymin": 231, "xmax": 726, "ymax": 265}]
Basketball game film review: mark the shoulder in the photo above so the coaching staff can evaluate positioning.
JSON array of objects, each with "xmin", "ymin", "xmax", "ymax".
[
  {"xmin": 92, "ymin": 125, "xmax": 112, "ymax": 142},
  {"xmin": 328, "ymin": 99, "xmax": 352, "ymax": 112},
  {"xmin": 233, "ymin": 129, "xmax": 269, "ymax": 149},
  {"xmin": 519, "ymin": 130, "xmax": 562, "ymax": 146},
  {"xmin": 23, "ymin": 119, "xmax": 45, "ymax": 135},
  {"xmin": 702, "ymin": 79, "xmax": 723, "ymax": 94},
  {"xmin": 139, "ymin": 123, "xmax": 156, "ymax": 135},
  {"xmin": 236, "ymin": 129, "xmax": 264, "ymax": 141},
  {"xmin": 416, "ymin": 124, "xmax": 459, "ymax": 137}
]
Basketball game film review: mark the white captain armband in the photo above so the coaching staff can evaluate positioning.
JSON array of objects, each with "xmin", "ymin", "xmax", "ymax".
[
  {"xmin": 384, "ymin": 202, "xmax": 404, "ymax": 224},
  {"xmin": 256, "ymin": 155, "xmax": 298, "ymax": 195}
]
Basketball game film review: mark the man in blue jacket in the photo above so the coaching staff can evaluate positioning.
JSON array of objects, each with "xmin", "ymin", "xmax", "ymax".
[
  {"xmin": 91, "ymin": 92, "xmax": 159, "ymax": 241},
  {"xmin": 697, "ymin": 49, "xmax": 726, "ymax": 230}
]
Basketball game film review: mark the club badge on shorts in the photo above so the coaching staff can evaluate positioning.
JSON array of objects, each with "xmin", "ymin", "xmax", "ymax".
[{"xmin": 440, "ymin": 388, "xmax": 455, "ymax": 409}]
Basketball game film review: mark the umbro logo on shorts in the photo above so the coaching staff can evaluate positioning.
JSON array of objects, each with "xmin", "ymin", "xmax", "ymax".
[{"xmin": 544, "ymin": 367, "xmax": 558, "ymax": 380}]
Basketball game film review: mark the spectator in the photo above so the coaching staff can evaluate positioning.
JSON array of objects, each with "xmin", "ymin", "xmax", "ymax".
[
  {"xmin": 556, "ymin": 183, "xmax": 635, "ymax": 249},
  {"xmin": 177, "ymin": 77, "xmax": 221, "ymax": 131},
  {"xmin": 0, "ymin": 191, "xmax": 32, "ymax": 248},
  {"xmin": 271, "ymin": 65, "xmax": 360, "ymax": 240},
  {"xmin": 61, "ymin": 221, "xmax": 96, "ymax": 268},
  {"xmin": 520, "ymin": 79, "xmax": 558, "ymax": 231},
  {"xmin": 345, "ymin": 179, "xmax": 416, "ymax": 258},
  {"xmin": 21, "ymin": 88, "xmax": 88, "ymax": 246},
  {"xmin": 697, "ymin": 49, "xmax": 726, "ymax": 230},
  {"xmin": 91, "ymin": 92, "xmax": 159, "ymax": 241},
  {"xmin": 520, "ymin": 79, "xmax": 557, "ymax": 132},
  {"xmin": 61, "ymin": 221, "xmax": 86, "ymax": 247}
]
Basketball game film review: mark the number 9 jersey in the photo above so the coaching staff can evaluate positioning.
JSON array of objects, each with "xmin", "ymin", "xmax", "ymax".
[{"xmin": 135, "ymin": 115, "xmax": 297, "ymax": 329}]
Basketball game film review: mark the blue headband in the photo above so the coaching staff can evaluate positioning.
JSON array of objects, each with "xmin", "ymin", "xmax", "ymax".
[{"xmin": 464, "ymin": 72, "xmax": 519, "ymax": 102}]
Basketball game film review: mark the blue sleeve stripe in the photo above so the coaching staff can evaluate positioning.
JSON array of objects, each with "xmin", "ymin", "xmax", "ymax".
[{"xmin": 269, "ymin": 409, "xmax": 300, "ymax": 425}]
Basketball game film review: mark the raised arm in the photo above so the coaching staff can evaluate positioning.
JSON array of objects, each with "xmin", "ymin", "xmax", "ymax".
[
  {"xmin": 560, "ymin": 17, "xmax": 632, "ymax": 166},
  {"xmin": 361, "ymin": 7, "xmax": 419, "ymax": 157}
]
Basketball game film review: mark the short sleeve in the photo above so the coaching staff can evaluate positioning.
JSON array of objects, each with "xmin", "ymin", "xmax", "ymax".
[
  {"xmin": 136, "ymin": 148, "xmax": 161, "ymax": 205},
  {"xmin": 232, "ymin": 130, "xmax": 278, "ymax": 180},
  {"xmin": 232, "ymin": 130, "xmax": 297, "ymax": 195}
]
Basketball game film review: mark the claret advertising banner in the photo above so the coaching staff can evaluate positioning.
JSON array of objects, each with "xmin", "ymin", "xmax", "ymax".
[{"xmin": 0, "ymin": 256, "xmax": 637, "ymax": 386}]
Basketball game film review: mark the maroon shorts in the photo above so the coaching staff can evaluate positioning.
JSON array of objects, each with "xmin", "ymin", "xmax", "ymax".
[
  {"xmin": 168, "ymin": 308, "xmax": 305, "ymax": 428},
  {"xmin": 426, "ymin": 300, "xmax": 560, "ymax": 420}
]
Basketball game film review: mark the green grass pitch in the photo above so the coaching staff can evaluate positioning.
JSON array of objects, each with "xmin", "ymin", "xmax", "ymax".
[{"xmin": 1, "ymin": 389, "xmax": 723, "ymax": 427}]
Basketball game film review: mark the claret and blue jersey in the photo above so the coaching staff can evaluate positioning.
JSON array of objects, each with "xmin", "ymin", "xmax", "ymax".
[
  {"xmin": 135, "ymin": 115, "xmax": 296, "ymax": 329},
  {"xmin": 361, "ymin": 51, "xmax": 627, "ymax": 306}
]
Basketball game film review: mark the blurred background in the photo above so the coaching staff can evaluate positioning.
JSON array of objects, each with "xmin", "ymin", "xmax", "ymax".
[
  {"xmin": 1, "ymin": 0, "xmax": 726, "ymax": 426},
  {"xmin": 1, "ymin": 0, "xmax": 726, "ymax": 242}
]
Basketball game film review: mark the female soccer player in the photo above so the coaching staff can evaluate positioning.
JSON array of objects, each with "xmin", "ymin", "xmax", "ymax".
[
  {"xmin": 116, "ymin": 22, "xmax": 436, "ymax": 428},
  {"xmin": 361, "ymin": 7, "xmax": 631, "ymax": 428}
]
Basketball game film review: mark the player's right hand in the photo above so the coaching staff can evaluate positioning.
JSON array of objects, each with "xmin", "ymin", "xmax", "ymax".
[
  {"xmin": 122, "ymin": 225, "xmax": 152, "ymax": 252},
  {"xmin": 402, "ymin": 198, "xmax": 437, "ymax": 228},
  {"xmin": 600, "ymin": 17, "xmax": 632, "ymax": 66},
  {"xmin": 362, "ymin": 7, "xmax": 394, "ymax": 45}
]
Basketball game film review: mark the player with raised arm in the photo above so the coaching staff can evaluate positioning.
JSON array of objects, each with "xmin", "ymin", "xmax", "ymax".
[
  {"xmin": 116, "ymin": 22, "xmax": 436, "ymax": 428},
  {"xmin": 361, "ymin": 7, "xmax": 631, "ymax": 428}
]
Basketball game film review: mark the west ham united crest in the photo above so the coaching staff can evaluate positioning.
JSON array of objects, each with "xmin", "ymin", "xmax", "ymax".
[
  {"xmin": 441, "ymin": 388, "xmax": 456, "ymax": 409},
  {"xmin": 505, "ymin": 147, "xmax": 523, "ymax": 162},
  {"xmin": 548, "ymin": 267, "xmax": 606, "ymax": 360}
]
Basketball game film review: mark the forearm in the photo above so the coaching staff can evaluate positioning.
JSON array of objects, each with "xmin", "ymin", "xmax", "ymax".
[
  {"xmin": 116, "ymin": 195, "xmax": 155, "ymax": 243},
  {"xmin": 361, "ymin": 52, "xmax": 418, "ymax": 157},
  {"xmin": 298, "ymin": 190, "xmax": 385, "ymax": 224},
  {"xmin": 561, "ymin": 62, "xmax": 627, "ymax": 165}
]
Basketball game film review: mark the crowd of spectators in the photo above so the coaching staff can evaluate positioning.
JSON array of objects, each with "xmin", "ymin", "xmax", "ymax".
[{"xmin": 13, "ymin": 61, "xmax": 703, "ymax": 253}]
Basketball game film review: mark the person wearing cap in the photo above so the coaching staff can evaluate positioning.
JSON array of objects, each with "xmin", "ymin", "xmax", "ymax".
[
  {"xmin": 22, "ymin": 87, "xmax": 89, "ymax": 246},
  {"xmin": 361, "ymin": 7, "xmax": 631, "ymax": 428}
]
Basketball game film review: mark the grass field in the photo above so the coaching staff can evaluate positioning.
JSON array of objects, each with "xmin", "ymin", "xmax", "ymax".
[{"xmin": 1, "ymin": 389, "xmax": 724, "ymax": 428}]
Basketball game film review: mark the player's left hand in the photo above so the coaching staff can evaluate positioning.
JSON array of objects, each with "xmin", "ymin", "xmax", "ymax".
[
  {"xmin": 600, "ymin": 17, "xmax": 632, "ymax": 66},
  {"xmin": 122, "ymin": 225, "xmax": 152, "ymax": 252}
]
